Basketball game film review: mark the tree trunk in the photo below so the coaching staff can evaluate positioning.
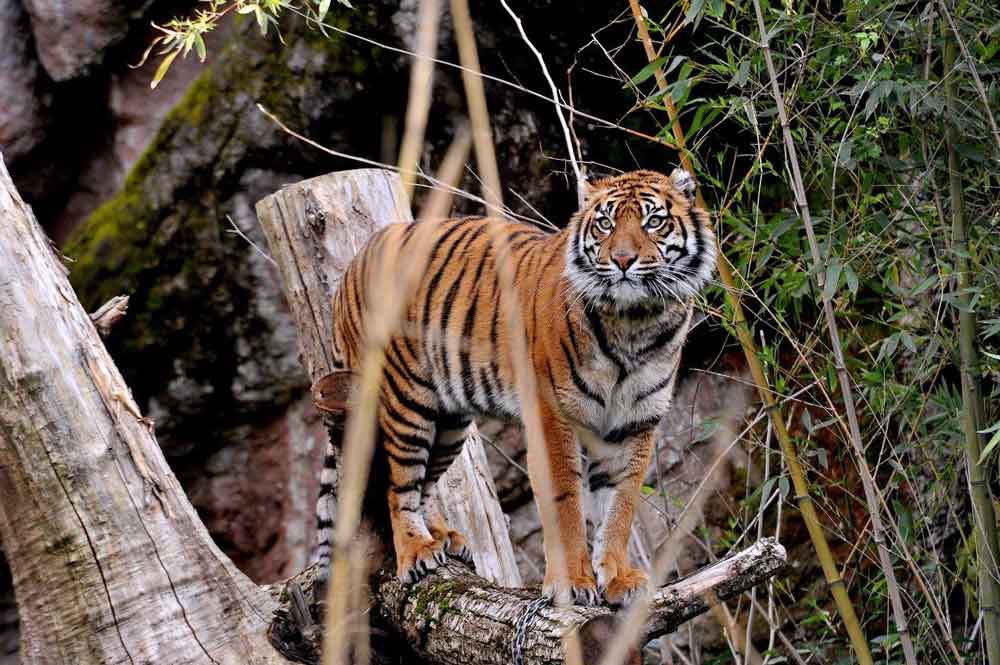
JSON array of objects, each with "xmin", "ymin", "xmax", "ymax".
[{"xmin": 0, "ymin": 154, "xmax": 285, "ymax": 664}]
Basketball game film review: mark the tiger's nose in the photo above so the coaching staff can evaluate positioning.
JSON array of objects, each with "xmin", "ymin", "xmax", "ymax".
[{"xmin": 611, "ymin": 252, "xmax": 638, "ymax": 273}]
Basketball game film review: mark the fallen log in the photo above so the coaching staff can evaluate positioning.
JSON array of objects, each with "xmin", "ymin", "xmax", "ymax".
[{"xmin": 255, "ymin": 168, "xmax": 788, "ymax": 665}]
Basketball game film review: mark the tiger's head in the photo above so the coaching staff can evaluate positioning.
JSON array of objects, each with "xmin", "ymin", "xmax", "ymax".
[{"xmin": 565, "ymin": 168, "xmax": 716, "ymax": 308}]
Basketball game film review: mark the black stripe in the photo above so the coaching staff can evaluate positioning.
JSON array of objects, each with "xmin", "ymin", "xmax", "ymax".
[
  {"xmin": 392, "ymin": 429, "xmax": 434, "ymax": 451},
  {"xmin": 584, "ymin": 309, "xmax": 627, "ymax": 379},
  {"xmin": 437, "ymin": 264, "xmax": 469, "ymax": 406},
  {"xmin": 511, "ymin": 241, "xmax": 535, "ymax": 277},
  {"xmin": 422, "ymin": 222, "xmax": 478, "ymax": 331},
  {"xmin": 685, "ymin": 211, "xmax": 708, "ymax": 278},
  {"xmin": 479, "ymin": 367, "xmax": 502, "ymax": 413},
  {"xmin": 317, "ymin": 517, "xmax": 333, "ymax": 529},
  {"xmin": 635, "ymin": 370, "xmax": 675, "ymax": 402},
  {"xmin": 588, "ymin": 472, "xmax": 611, "ymax": 491},
  {"xmin": 604, "ymin": 417, "xmax": 659, "ymax": 444},
  {"xmin": 319, "ymin": 482, "xmax": 335, "ymax": 496},
  {"xmin": 385, "ymin": 448, "xmax": 429, "ymax": 467},
  {"xmin": 565, "ymin": 311, "xmax": 584, "ymax": 361},
  {"xmin": 389, "ymin": 481, "xmax": 422, "ymax": 495},
  {"xmin": 459, "ymin": 253, "xmax": 489, "ymax": 409},
  {"xmin": 382, "ymin": 399, "xmax": 427, "ymax": 433},
  {"xmin": 436, "ymin": 412, "xmax": 471, "ymax": 431},
  {"xmin": 382, "ymin": 368, "xmax": 437, "ymax": 421},
  {"xmin": 324, "ymin": 454, "xmax": 337, "ymax": 469},
  {"xmin": 560, "ymin": 341, "xmax": 605, "ymax": 407},
  {"xmin": 399, "ymin": 222, "xmax": 419, "ymax": 249},
  {"xmin": 620, "ymin": 301, "xmax": 665, "ymax": 320},
  {"xmin": 528, "ymin": 246, "xmax": 545, "ymax": 348},
  {"xmin": 637, "ymin": 320, "xmax": 683, "ymax": 356},
  {"xmin": 387, "ymin": 339, "xmax": 433, "ymax": 389}
]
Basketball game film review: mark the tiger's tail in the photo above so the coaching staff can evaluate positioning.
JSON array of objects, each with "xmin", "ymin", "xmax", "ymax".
[{"xmin": 314, "ymin": 438, "xmax": 337, "ymax": 597}]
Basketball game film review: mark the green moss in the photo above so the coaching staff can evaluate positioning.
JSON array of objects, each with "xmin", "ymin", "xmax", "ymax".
[{"xmin": 412, "ymin": 580, "xmax": 467, "ymax": 622}]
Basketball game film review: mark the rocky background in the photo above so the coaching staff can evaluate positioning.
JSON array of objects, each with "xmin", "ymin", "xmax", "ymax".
[{"xmin": 0, "ymin": 1, "xmax": 756, "ymax": 661}]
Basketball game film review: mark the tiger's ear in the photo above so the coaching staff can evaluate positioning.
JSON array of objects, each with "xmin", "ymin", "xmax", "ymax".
[
  {"xmin": 670, "ymin": 168, "xmax": 696, "ymax": 202},
  {"xmin": 579, "ymin": 179, "xmax": 602, "ymax": 201}
]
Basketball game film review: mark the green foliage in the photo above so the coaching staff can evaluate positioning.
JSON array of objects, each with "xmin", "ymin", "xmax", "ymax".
[
  {"xmin": 135, "ymin": 0, "xmax": 355, "ymax": 88},
  {"xmin": 630, "ymin": 0, "xmax": 999, "ymax": 659}
]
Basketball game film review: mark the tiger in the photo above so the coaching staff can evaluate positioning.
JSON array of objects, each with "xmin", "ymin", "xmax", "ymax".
[{"xmin": 315, "ymin": 168, "xmax": 716, "ymax": 606}]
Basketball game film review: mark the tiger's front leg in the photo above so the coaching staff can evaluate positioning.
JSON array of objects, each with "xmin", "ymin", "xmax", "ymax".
[
  {"xmin": 590, "ymin": 428, "xmax": 654, "ymax": 607},
  {"xmin": 528, "ymin": 400, "xmax": 599, "ymax": 606}
]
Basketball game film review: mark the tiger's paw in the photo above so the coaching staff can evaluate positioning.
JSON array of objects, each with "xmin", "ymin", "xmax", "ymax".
[
  {"xmin": 444, "ymin": 530, "xmax": 474, "ymax": 566},
  {"xmin": 595, "ymin": 559, "xmax": 648, "ymax": 608},
  {"xmin": 543, "ymin": 569, "xmax": 601, "ymax": 606},
  {"xmin": 396, "ymin": 538, "xmax": 448, "ymax": 585}
]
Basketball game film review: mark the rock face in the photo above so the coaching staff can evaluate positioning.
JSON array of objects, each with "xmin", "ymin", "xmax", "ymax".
[
  {"xmin": 181, "ymin": 395, "xmax": 329, "ymax": 582},
  {"xmin": 0, "ymin": 0, "xmax": 47, "ymax": 163},
  {"xmin": 20, "ymin": 0, "xmax": 151, "ymax": 80}
]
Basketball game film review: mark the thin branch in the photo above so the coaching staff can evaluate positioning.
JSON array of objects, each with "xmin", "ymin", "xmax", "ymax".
[
  {"xmin": 396, "ymin": 0, "xmax": 443, "ymax": 199},
  {"xmin": 498, "ymin": 0, "xmax": 584, "ymax": 199},
  {"xmin": 448, "ymin": 0, "xmax": 505, "ymax": 213}
]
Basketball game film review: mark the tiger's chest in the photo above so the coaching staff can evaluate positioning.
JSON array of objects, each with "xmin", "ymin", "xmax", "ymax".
[{"xmin": 559, "ymin": 304, "xmax": 692, "ymax": 443}]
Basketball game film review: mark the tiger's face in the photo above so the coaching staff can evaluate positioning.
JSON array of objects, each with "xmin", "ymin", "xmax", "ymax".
[{"xmin": 565, "ymin": 168, "xmax": 716, "ymax": 307}]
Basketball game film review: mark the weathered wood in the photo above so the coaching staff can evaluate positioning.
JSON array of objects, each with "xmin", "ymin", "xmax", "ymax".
[
  {"xmin": 255, "ymin": 168, "xmax": 522, "ymax": 587},
  {"xmin": 88, "ymin": 295, "xmax": 129, "ymax": 337},
  {"xmin": 0, "ymin": 155, "xmax": 288, "ymax": 664},
  {"xmin": 274, "ymin": 538, "xmax": 786, "ymax": 665}
]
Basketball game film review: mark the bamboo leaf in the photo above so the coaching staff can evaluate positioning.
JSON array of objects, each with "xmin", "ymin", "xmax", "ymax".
[
  {"xmin": 195, "ymin": 34, "xmax": 207, "ymax": 62},
  {"xmin": 318, "ymin": 0, "xmax": 331, "ymax": 20},
  {"xmin": 823, "ymin": 261, "xmax": 843, "ymax": 301},
  {"xmin": 150, "ymin": 49, "xmax": 179, "ymax": 89},
  {"xmin": 131, "ymin": 36, "xmax": 164, "ymax": 70},
  {"xmin": 978, "ymin": 426, "xmax": 1000, "ymax": 465},
  {"xmin": 627, "ymin": 56, "xmax": 668, "ymax": 87}
]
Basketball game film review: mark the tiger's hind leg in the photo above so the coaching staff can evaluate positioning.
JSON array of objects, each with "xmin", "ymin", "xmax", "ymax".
[
  {"xmin": 420, "ymin": 415, "xmax": 474, "ymax": 565},
  {"xmin": 382, "ymin": 403, "xmax": 447, "ymax": 584}
]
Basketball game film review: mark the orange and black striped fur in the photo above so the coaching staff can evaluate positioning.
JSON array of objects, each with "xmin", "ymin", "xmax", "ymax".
[{"xmin": 316, "ymin": 168, "xmax": 715, "ymax": 606}]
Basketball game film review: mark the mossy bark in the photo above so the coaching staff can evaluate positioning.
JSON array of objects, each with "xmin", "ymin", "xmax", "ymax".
[{"xmin": 62, "ymin": 8, "xmax": 400, "ymax": 461}]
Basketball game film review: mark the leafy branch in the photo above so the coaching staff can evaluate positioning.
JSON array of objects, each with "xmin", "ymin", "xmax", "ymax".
[{"xmin": 134, "ymin": 0, "xmax": 354, "ymax": 89}]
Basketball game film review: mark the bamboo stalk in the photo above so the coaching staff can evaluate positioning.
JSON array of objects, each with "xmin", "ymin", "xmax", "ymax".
[
  {"xmin": 396, "ymin": 0, "xmax": 442, "ymax": 199},
  {"xmin": 747, "ymin": 1, "xmax": 917, "ymax": 662},
  {"xmin": 623, "ymin": 3, "xmax": 876, "ymax": 663},
  {"xmin": 943, "ymin": 19, "xmax": 1000, "ymax": 664},
  {"xmin": 750, "ymin": 5, "xmax": 929, "ymax": 665},
  {"xmin": 449, "ymin": 0, "xmax": 504, "ymax": 214},
  {"xmin": 937, "ymin": 0, "xmax": 1000, "ymax": 154}
]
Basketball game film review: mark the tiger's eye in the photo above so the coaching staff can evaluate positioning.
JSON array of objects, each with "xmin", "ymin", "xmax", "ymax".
[
  {"xmin": 645, "ymin": 214, "xmax": 669, "ymax": 231},
  {"xmin": 595, "ymin": 215, "xmax": 613, "ymax": 232}
]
